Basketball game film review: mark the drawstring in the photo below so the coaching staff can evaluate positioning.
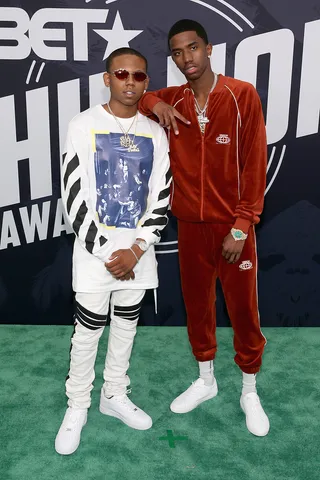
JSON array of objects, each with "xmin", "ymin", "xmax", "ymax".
[{"xmin": 153, "ymin": 288, "xmax": 158, "ymax": 315}]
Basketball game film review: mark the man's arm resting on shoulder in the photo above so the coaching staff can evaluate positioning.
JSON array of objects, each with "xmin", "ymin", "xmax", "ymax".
[{"xmin": 138, "ymin": 88, "xmax": 190, "ymax": 134}]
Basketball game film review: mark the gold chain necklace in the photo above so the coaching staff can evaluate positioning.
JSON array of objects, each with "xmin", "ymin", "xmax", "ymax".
[{"xmin": 107, "ymin": 104, "xmax": 140, "ymax": 152}]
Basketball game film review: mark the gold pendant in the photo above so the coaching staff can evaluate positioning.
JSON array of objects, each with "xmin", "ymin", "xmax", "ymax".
[
  {"xmin": 120, "ymin": 135, "xmax": 131, "ymax": 148},
  {"xmin": 128, "ymin": 143, "xmax": 140, "ymax": 153}
]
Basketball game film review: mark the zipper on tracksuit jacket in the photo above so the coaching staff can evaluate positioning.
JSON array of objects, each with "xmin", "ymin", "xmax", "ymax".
[{"xmin": 200, "ymin": 126, "xmax": 206, "ymax": 221}]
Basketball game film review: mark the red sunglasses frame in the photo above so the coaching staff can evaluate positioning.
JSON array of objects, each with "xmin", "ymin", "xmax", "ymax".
[{"xmin": 111, "ymin": 69, "xmax": 148, "ymax": 82}]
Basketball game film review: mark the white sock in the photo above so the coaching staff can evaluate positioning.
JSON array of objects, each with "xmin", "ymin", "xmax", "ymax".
[
  {"xmin": 242, "ymin": 373, "xmax": 257, "ymax": 396},
  {"xmin": 199, "ymin": 361, "xmax": 214, "ymax": 386}
]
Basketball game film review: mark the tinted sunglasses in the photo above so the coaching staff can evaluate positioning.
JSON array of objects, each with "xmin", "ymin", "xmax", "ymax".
[{"xmin": 110, "ymin": 69, "xmax": 148, "ymax": 82}]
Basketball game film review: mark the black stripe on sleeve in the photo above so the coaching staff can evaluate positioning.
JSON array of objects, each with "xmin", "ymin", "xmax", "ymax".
[
  {"xmin": 99, "ymin": 236, "xmax": 108, "ymax": 247},
  {"xmin": 66, "ymin": 178, "xmax": 81, "ymax": 214},
  {"xmin": 72, "ymin": 201, "xmax": 88, "ymax": 235},
  {"xmin": 63, "ymin": 154, "xmax": 80, "ymax": 189},
  {"xmin": 152, "ymin": 205, "xmax": 169, "ymax": 216},
  {"xmin": 85, "ymin": 221, "xmax": 98, "ymax": 253},
  {"xmin": 158, "ymin": 186, "xmax": 170, "ymax": 201},
  {"xmin": 165, "ymin": 168, "xmax": 172, "ymax": 185},
  {"xmin": 62, "ymin": 152, "xmax": 67, "ymax": 165},
  {"xmin": 142, "ymin": 216, "xmax": 168, "ymax": 227}
]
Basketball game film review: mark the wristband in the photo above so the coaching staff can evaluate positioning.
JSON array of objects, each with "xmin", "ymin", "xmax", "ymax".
[{"xmin": 129, "ymin": 247, "xmax": 139, "ymax": 263}]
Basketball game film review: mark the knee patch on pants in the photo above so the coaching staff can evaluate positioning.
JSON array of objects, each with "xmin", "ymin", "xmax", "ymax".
[
  {"xmin": 113, "ymin": 300, "xmax": 142, "ymax": 321},
  {"xmin": 75, "ymin": 302, "xmax": 107, "ymax": 330}
]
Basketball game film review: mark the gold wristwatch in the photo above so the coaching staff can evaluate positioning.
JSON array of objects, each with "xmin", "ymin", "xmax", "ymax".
[{"xmin": 231, "ymin": 228, "xmax": 248, "ymax": 241}]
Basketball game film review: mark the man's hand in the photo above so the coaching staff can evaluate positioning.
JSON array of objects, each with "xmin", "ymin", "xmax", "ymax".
[
  {"xmin": 105, "ymin": 249, "xmax": 138, "ymax": 279},
  {"xmin": 153, "ymin": 101, "xmax": 190, "ymax": 135},
  {"xmin": 222, "ymin": 233, "xmax": 245, "ymax": 264},
  {"xmin": 105, "ymin": 246, "xmax": 143, "ymax": 279},
  {"xmin": 118, "ymin": 271, "xmax": 136, "ymax": 281}
]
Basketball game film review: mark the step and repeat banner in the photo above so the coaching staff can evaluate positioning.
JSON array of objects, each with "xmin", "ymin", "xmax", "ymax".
[{"xmin": 0, "ymin": 0, "xmax": 319, "ymax": 326}]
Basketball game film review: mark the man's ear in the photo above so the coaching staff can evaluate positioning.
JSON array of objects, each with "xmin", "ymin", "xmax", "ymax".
[
  {"xmin": 103, "ymin": 72, "xmax": 110, "ymax": 87},
  {"xmin": 206, "ymin": 43, "xmax": 213, "ymax": 58}
]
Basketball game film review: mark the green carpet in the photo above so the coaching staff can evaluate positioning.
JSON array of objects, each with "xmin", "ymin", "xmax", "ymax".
[{"xmin": 1, "ymin": 326, "xmax": 320, "ymax": 480}]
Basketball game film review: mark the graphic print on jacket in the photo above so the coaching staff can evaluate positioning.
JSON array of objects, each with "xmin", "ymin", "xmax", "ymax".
[{"xmin": 94, "ymin": 133, "xmax": 154, "ymax": 229}]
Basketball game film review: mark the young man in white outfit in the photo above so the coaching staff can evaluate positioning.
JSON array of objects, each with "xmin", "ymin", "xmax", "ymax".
[{"xmin": 55, "ymin": 48, "xmax": 171, "ymax": 455}]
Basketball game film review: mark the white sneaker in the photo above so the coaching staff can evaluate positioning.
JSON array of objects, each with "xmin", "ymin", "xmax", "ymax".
[
  {"xmin": 240, "ymin": 392, "xmax": 270, "ymax": 437},
  {"xmin": 55, "ymin": 407, "xmax": 87, "ymax": 455},
  {"xmin": 170, "ymin": 377, "xmax": 218, "ymax": 414},
  {"xmin": 99, "ymin": 389, "xmax": 152, "ymax": 430}
]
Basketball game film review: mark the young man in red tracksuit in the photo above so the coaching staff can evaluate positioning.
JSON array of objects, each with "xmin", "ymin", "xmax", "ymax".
[{"xmin": 139, "ymin": 19, "xmax": 269, "ymax": 436}]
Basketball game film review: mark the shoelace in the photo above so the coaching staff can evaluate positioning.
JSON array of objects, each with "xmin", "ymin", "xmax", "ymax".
[
  {"xmin": 113, "ymin": 389, "xmax": 138, "ymax": 412},
  {"xmin": 188, "ymin": 379, "xmax": 206, "ymax": 394},
  {"xmin": 64, "ymin": 409, "xmax": 85, "ymax": 430},
  {"xmin": 246, "ymin": 395, "xmax": 262, "ymax": 414}
]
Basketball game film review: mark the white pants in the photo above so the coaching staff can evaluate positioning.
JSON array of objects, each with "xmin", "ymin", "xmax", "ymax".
[{"xmin": 66, "ymin": 289, "xmax": 145, "ymax": 409}]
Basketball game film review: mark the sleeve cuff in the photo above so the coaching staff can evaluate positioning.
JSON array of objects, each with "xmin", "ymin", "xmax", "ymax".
[
  {"xmin": 98, "ymin": 241, "xmax": 116, "ymax": 263},
  {"xmin": 233, "ymin": 218, "xmax": 252, "ymax": 234},
  {"xmin": 135, "ymin": 228, "xmax": 160, "ymax": 248}
]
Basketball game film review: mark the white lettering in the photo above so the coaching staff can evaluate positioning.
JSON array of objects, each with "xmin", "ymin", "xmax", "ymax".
[
  {"xmin": 0, "ymin": 7, "xmax": 31, "ymax": 59},
  {"xmin": 0, "ymin": 8, "xmax": 109, "ymax": 61},
  {"xmin": 89, "ymin": 72, "xmax": 109, "ymax": 108},
  {"xmin": 296, "ymin": 20, "xmax": 320, "ymax": 138},
  {"xmin": 0, "ymin": 88, "xmax": 52, "ymax": 208},
  {"xmin": 20, "ymin": 201, "xmax": 51, "ymax": 243},
  {"xmin": 58, "ymin": 79, "xmax": 81, "ymax": 161},
  {"xmin": 0, "ymin": 211, "xmax": 21, "ymax": 250},
  {"xmin": 235, "ymin": 29, "xmax": 294, "ymax": 145},
  {"xmin": 53, "ymin": 199, "xmax": 73, "ymax": 237}
]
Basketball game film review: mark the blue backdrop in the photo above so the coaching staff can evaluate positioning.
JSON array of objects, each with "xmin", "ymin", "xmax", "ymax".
[{"xmin": 0, "ymin": 0, "xmax": 319, "ymax": 326}]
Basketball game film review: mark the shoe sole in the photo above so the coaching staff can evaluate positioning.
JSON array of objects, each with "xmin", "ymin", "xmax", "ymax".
[
  {"xmin": 55, "ymin": 418, "xmax": 87, "ymax": 455},
  {"xmin": 99, "ymin": 404, "xmax": 152, "ymax": 431},
  {"xmin": 240, "ymin": 398, "xmax": 270, "ymax": 437},
  {"xmin": 170, "ymin": 384, "xmax": 218, "ymax": 414}
]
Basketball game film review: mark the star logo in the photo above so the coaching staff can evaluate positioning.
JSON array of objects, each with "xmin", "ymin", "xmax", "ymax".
[{"xmin": 94, "ymin": 11, "xmax": 144, "ymax": 60}]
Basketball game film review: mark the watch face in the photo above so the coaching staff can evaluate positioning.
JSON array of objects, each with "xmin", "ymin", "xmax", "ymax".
[
  {"xmin": 235, "ymin": 231, "xmax": 242, "ymax": 239},
  {"xmin": 137, "ymin": 240, "xmax": 147, "ymax": 251}
]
